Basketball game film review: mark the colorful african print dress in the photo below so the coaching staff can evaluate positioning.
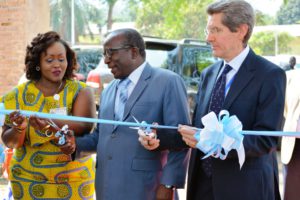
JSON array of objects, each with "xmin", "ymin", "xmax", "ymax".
[{"xmin": 1, "ymin": 80, "xmax": 95, "ymax": 200}]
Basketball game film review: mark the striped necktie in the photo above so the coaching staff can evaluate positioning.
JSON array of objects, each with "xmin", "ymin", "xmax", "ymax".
[{"xmin": 115, "ymin": 78, "xmax": 131, "ymax": 121}]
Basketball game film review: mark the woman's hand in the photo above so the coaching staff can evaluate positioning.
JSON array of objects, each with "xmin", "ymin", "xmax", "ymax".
[
  {"xmin": 29, "ymin": 115, "xmax": 51, "ymax": 131},
  {"xmin": 9, "ymin": 111, "xmax": 27, "ymax": 131},
  {"xmin": 1, "ymin": 111, "xmax": 27, "ymax": 148},
  {"xmin": 59, "ymin": 131, "xmax": 76, "ymax": 155}
]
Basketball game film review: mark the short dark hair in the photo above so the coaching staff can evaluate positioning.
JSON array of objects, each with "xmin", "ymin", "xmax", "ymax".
[
  {"xmin": 110, "ymin": 28, "xmax": 146, "ymax": 59},
  {"xmin": 25, "ymin": 31, "xmax": 76, "ymax": 81},
  {"xmin": 207, "ymin": 0, "xmax": 255, "ymax": 45}
]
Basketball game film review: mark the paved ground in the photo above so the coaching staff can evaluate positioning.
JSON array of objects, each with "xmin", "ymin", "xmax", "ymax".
[{"xmin": 0, "ymin": 155, "xmax": 284, "ymax": 200}]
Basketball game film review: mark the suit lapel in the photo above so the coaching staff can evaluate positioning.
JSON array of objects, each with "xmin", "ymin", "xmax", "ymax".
[
  {"xmin": 109, "ymin": 81, "xmax": 119, "ymax": 132},
  {"xmin": 224, "ymin": 50, "xmax": 256, "ymax": 109},
  {"xmin": 123, "ymin": 64, "xmax": 151, "ymax": 120},
  {"xmin": 194, "ymin": 62, "xmax": 222, "ymax": 127}
]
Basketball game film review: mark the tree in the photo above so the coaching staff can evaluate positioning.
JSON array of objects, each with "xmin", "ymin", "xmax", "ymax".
[
  {"xmin": 249, "ymin": 31, "xmax": 294, "ymax": 55},
  {"xmin": 135, "ymin": 0, "xmax": 213, "ymax": 39},
  {"xmin": 104, "ymin": 0, "xmax": 118, "ymax": 31},
  {"xmin": 277, "ymin": 0, "xmax": 300, "ymax": 24},
  {"xmin": 50, "ymin": 0, "xmax": 104, "ymax": 43},
  {"xmin": 255, "ymin": 10, "xmax": 275, "ymax": 25}
]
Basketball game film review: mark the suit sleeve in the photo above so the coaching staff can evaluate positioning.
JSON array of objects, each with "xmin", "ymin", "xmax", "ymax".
[
  {"xmin": 157, "ymin": 74, "xmax": 191, "ymax": 188},
  {"xmin": 74, "ymin": 112, "xmax": 100, "ymax": 159},
  {"xmin": 242, "ymin": 67, "xmax": 286, "ymax": 157}
]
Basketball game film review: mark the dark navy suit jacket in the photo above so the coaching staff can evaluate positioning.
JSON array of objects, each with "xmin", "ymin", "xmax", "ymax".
[{"xmin": 188, "ymin": 49, "xmax": 286, "ymax": 200}]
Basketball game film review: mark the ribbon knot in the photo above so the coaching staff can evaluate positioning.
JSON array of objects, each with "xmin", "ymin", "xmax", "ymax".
[{"xmin": 194, "ymin": 110, "xmax": 245, "ymax": 168}]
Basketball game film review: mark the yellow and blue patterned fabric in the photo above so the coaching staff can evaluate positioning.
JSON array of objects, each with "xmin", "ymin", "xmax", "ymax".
[{"xmin": 1, "ymin": 80, "xmax": 95, "ymax": 199}]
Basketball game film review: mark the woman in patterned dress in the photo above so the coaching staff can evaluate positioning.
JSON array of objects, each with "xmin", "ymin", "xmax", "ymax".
[{"xmin": 1, "ymin": 31, "xmax": 96, "ymax": 199}]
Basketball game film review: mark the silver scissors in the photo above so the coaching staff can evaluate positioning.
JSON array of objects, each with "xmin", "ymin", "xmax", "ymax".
[{"xmin": 130, "ymin": 116, "xmax": 156, "ymax": 138}]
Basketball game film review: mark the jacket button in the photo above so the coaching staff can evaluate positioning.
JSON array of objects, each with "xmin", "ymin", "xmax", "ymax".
[
  {"xmin": 111, "ymin": 133, "xmax": 116, "ymax": 138},
  {"xmin": 108, "ymin": 156, "xmax": 112, "ymax": 160}
]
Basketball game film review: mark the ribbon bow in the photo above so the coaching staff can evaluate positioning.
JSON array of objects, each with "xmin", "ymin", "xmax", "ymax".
[{"xmin": 194, "ymin": 110, "xmax": 245, "ymax": 168}]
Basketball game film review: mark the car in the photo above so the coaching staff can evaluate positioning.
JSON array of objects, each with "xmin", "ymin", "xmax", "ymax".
[
  {"xmin": 86, "ymin": 37, "xmax": 218, "ymax": 116},
  {"xmin": 72, "ymin": 45, "xmax": 103, "ymax": 81}
]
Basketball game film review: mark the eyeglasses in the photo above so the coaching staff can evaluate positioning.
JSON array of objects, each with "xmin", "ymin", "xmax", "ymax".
[
  {"xmin": 204, "ymin": 27, "xmax": 223, "ymax": 36},
  {"xmin": 103, "ymin": 45, "xmax": 133, "ymax": 58}
]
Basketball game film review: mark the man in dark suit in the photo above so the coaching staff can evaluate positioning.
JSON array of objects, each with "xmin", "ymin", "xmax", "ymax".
[
  {"xmin": 61, "ymin": 28, "xmax": 190, "ymax": 200},
  {"xmin": 178, "ymin": 1, "xmax": 286, "ymax": 200}
]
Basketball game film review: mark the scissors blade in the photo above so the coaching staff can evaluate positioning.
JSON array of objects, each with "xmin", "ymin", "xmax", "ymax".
[
  {"xmin": 129, "ymin": 127, "xmax": 140, "ymax": 130},
  {"xmin": 47, "ymin": 119, "xmax": 60, "ymax": 130},
  {"xmin": 131, "ymin": 115, "xmax": 140, "ymax": 124}
]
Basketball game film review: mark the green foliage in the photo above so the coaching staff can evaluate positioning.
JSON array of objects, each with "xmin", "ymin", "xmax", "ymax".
[
  {"xmin": 249, "ymin": 31, "xmax": 294, "ymax": 55},
  {"xmin": 255, "ymin": 10, "xmax": 275, "ymax": 25},
  {"xmin": 135, "ymin": 0, "xmax": 213, "ymax": 39},
  {"xmin": 277, "ymin": 0, "xmax": 300, "ymax": 24}
]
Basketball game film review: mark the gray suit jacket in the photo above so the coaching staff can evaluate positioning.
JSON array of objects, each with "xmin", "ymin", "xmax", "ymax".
[
  {"xmin": 188, "ymin": 49, "xmax": 286, "ymax": 200},
  {"xmin": 76, "ymin": 64, "xmax": 190, "ymax": 200}
]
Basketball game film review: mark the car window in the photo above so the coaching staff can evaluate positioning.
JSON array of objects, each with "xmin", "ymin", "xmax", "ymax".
[
  {"xmin": 180, "ymin": 46, "xmax": 217, "ymax": 90},
  {"xmin": 146, "ymin": 49, "xmax": 169, "ymax": 68}
]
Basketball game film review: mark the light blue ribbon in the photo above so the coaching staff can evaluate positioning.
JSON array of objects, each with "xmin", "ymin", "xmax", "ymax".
[
  {"xmin": 0, "ymin": 103, "xmax": 177, "ymax": 130},
  {"xmin": 2, "ymin": 103, "xmax": 300, "ymax": 167},
  {"xmin": 1, "ymin": 103, "xmax": 300, "ymax": 137}
]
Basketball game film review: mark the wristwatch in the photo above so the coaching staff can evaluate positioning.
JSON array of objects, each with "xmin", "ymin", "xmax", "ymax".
[{"xmin": 164, "ymin": 184, "xmax": 174, "ymax": 189}]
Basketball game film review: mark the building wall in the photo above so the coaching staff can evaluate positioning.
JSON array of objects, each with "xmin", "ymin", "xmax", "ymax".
[{"xmin": 0, "ymin": 0, "xmax": 50, "ymax": 96}]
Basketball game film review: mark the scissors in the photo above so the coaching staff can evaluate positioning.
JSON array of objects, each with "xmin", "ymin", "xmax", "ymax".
[
  {"xmin": 46, "ymin": 119, "xmax": 70, "ymax": 145},
  {"xmin": 130, "ymin": 116, "xmax": 156, "ymax": 138}
]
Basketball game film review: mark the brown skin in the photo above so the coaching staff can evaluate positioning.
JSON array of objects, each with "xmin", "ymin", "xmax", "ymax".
[
  {"xmin": 103, "ymin": 33, "xmax": 143, "ymax": 79},
  {"xmin": 1, "ymin": 42, "xmax": 96, "ymax": 149}
]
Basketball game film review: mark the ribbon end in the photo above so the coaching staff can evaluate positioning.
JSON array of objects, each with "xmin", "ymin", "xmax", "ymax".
[
  {"xmin": 0, "ymin": 103, "xmax": 5, "ymax": 126},
  {"xmin": 238, "ymin": 143, "xmax": 245, "ymax": 169}
]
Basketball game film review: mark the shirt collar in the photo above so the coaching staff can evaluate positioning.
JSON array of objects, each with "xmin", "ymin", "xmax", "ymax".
[
  {"xmin": 127, "ymin": 61, "xmax": 147, "ymax": 85},
  {"xmin": 224, "ymin": 45, "xmax": 250, "ymax": 71}
]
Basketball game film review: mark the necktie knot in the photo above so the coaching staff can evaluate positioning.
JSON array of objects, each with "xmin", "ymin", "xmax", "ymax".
[
  {"xmin": 118, "ymin": 78, "xmax": 131, "ymax": 89},
  {"xmin": 222, "ymin": 64, "xmax": 232, "ymax": 75}
]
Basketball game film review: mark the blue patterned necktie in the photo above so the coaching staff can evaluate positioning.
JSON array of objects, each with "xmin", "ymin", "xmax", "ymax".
[
  {"xmin": 115, "ymin": 78, "xmax": 131, "ymax": 121},
  {"xmin": 202, "ymin": 64, "xmax": 232, "ymax": 177}
]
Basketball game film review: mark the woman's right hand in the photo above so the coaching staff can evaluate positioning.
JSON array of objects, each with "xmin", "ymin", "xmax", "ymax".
[
  {"xmin": 1, "ymin": 111, "xmax": 27, "ymax": 148},
  {"xmin": 9, "ymin": 111, "xmax": 27, "ymax": 131}
]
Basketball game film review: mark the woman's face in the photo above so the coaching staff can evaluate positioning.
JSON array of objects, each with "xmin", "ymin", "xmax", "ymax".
[{"xmin": 39, "ymin": 42, "xmax": 68, "ymax": 83}]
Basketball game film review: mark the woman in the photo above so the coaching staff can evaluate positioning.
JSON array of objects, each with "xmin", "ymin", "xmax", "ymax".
[{"xmin": 1, "ymin": 31, "xmax": 96, "ymax": 199}]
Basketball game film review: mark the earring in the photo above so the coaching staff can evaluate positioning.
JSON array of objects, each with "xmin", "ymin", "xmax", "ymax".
[{"xmin": 36, "ymin": 66, "xmax": 40, "ymax": 71}]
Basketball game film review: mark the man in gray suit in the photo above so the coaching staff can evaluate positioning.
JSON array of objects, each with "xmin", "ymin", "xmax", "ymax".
[{"xmin": 62, "ymin": 28, "xmax": 190, "ymax": 200}]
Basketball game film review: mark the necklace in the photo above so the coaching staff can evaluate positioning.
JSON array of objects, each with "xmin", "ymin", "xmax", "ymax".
[{"xmin": 53, "ymin": 81, "xmax": 63, "ymax": 101}]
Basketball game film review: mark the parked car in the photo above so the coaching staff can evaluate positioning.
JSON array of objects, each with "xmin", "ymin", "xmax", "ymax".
[
  {"xmin": 87, "ymin": 37, "xmax": 218, "ymax": 116},
  {"xmin": 72, "ymin": 45, "xmax": 102, "ymax": 81}
]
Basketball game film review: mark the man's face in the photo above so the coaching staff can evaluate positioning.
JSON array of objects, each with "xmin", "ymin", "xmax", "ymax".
[
  {"xmin": 205, "ymin": 13, "xmax": 246, "ymax": 62},
  {"xmin": 103, "ymin": 34, "xmax": 135, "ymax": 79}
]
